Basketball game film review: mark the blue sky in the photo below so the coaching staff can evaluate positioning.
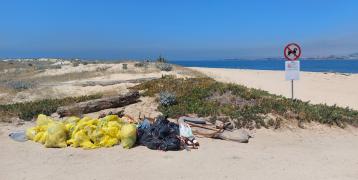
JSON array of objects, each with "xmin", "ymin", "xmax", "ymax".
[{"xmin": 0, "ymin": 0, "xmax": 357, "ymax": 60}]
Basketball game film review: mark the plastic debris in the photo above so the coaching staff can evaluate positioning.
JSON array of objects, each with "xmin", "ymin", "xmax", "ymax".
[
  {"xmin": 137, "ymin": 118, "xmax": 151, "ymax": 129},
  {"xmin": 178, "ymin": 118, "xmax": 199, "ymax": 149},
  {"xmin": 179, "ymin": 122, "xmax": 194, "ymax": 138},
  {"xmin": 137, "ymin": 116, "xmax": 181, "ymax": 151},
  {"xmin": 9, "ymin": 130, "xmax": 27, "ymax": 142},
  {"xmin": 26, "ymin": 127, "xmax": 37, "ymax": 140},
  {"xmin": 120, "ymin": 124, "xmax": 137, "ymax": 149},
  {"xmin": 45, "ymin": 122, "xmax": 67, "ymax": 148},
  {"xmin": 26, "ymin": 114, "xmax": 137, "ymax": 149}
]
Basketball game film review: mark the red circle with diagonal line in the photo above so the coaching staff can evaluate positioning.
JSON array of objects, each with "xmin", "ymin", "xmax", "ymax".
[{"xmin": 284, "ymin": 43, "xmax": 301, "ymax": 61}]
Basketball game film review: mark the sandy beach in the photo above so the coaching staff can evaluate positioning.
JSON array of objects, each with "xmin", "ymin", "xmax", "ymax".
[
  {"xmin": 2, "ymin": 1, "xmax": 358, "ymax": 179},
  {"xmin": 1, "ymin": 122, "xmax": 358, "ymax": 180},
  {"xmin": 0, "ymin": 62, "xmax": 358, "ymax": 180},
  {"xmin": 191, "ymin": 67, "xmax": 358, "ymax": 110}
]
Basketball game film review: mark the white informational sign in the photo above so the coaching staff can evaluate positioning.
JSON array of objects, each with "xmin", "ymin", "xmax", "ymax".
[{"xmin": 285, "ymin": 61, "xmax": 300, "ymax": 80}]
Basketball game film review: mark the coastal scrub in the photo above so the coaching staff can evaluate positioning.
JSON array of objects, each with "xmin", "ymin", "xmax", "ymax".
[
  {"xmin": 0, "ymin": 94, "xmax": 103, "ymax": 121},
  {"xmin": 132, "ymin": 76, "xmax": 358, "ymax": 129}
]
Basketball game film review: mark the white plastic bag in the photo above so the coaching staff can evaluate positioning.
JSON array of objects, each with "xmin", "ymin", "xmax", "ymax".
[{"xmin": 179, "ymin": 122, "xmax": 194, "ymax": 138}]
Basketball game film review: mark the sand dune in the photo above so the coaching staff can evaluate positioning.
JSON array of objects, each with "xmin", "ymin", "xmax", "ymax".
[
  {"xmin": 191, "ymin": 67, "xmax": 358, "ymax": 110},
  {"xmin": 1, "ymin": 65, "xmax": 358, "ymax": 180}
]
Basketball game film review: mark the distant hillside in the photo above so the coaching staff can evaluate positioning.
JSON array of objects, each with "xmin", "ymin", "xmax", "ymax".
[
  {"xmin": 222, "ymin": 53, "xmax": 358, "ymax": 61},
  {"xmin": 302, "ymin": 53, "xmax": 358, "ymax": 60}
]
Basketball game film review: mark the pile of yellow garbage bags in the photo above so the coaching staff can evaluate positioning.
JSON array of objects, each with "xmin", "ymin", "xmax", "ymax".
[{"xmin": 26, "ymin": 114, "xmax": 137, "ymax": 149}]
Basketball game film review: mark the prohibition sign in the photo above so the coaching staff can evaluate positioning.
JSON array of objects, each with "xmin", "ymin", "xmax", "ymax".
[{"xmin": 284, "ymin": 43, "xmax": 301, "ymax": 61}]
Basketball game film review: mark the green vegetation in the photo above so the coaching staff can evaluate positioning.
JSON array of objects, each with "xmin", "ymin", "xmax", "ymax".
[
  {"xmin": 156, "ymin": 63, "xmax": 173, "ymax": 71},
  {"xmin": 6, "ymin": 80, "xmax": 35, "ymax": 91},
  {"xmin": 0, "ymin": 94, "xmax": 103, "ymax": 121},
  {"xmin": 159, "ymin": 91, "xmax": 176, "ymax": 106},
  {"xmin": 132, "ymin": 76, "xmax": 358, "ymax": 129},
  {"xmin": 134, "ymin": 62, "xmax": 146, "ymax": 68}
]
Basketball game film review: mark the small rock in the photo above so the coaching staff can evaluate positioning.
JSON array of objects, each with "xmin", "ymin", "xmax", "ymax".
[{"xmin": 216, "ymin": 129, "xmax": 252, "ymax": 143}]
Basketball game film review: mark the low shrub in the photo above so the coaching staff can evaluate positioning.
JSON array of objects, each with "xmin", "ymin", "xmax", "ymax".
[
  {"xmin": 134, "ymin": 62, "xmax": 147, "ymax": 68},
  {"xmin": 0, "ymin": 94, "xmax": 103, "ymax": 121},
  {"xmin": 6, "ymin": 81, "xmax": 35, "ymax": 90},
  {"xmin": 156, "ymin": 63, "xmax": 173, "ymax": 71},
  {"xmin": 131, "ymin": 76, "xmax": 358, "ymax": 129},
  {"xmin": 159, "ymin": 91, "xmax": 176, "ymax": 106}
]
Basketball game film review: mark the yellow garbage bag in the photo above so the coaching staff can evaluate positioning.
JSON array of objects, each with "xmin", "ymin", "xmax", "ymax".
[
  {"xmin": 101, "ymin": 115, "xmax": 119, "ymax": 122},
  {"xmin": 70, "ymin": 118, "xmax": 98, "ymax": 138},
  {"xmin": 27, "ymin": 114, "xmax": 137, "ymax": 149},
  {"xmin": 45, "ymin": 122, "xmax": 67, "ymax": 148},
  {"xmin": 88, "ymin": 128, "xmax": 105, "ymax": 145},
  {"xmin": 33, "ymin": 131, "xmax": 48, "ymax": 144},
  {"xmin": 106, "ymin": 121, "xmax": 122, "ymax": 139},
  {"xmin": 88, "ymin": 119, "xmax": 121, "ymax": 147},
  {"xmin": 67, "ymin": 117, "xmax": 99, "ymax": 149},
  {"xmin": 120, "ymin": 124, "xmax": 137, "ymax": 149},
  {"xmin": 67, "ymin": 130, "xmax": 97, "ymax": 149},
  {"xmin": 30, "ymin": 114, "xmax": 53, "ymax": 144},
  {"xmin": 36, "ymin": 114, "xmax": 53, "ymax": 126},
  {"xmin": 64, "ymin": 116, "xmax": 80, "ymax": 124},
  {"xmin": 26, "ymin": 127, "xmax": 37, "ymax": 140},
  {"xmin": 98, "ymin": 135, "xmax": 119, "ymax": 147},
  {"xmin": 99, "ymin": 115, "xmax": 125, "ymax": 127},
  {"xmin": 64, "ymin": 116, "xmax": 80, "ymax": 135}
]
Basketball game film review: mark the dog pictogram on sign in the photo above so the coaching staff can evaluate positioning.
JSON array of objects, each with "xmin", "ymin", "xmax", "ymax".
[{"xmin": 284, "ymin": 43, "xmax": 301, "ymax": 61}]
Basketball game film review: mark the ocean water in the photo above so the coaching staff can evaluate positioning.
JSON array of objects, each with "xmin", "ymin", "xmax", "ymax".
[{"xmin": 171, "ymin": 60, "xmax": 358, "ymax": 73}]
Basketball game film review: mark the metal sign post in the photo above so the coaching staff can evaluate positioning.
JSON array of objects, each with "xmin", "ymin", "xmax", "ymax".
[
  {"xmin": 291, "ymin": 80, "xmax": 294, "ymax": 99},
  {"xmin": 284, "ymin": 43, "xmax": 301, "ymax": 100}
]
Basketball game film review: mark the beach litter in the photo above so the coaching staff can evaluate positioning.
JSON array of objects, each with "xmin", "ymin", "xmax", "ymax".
[
  {"xmin": 8, "ymin": 130, "xmax": 27, "ymax": 142},
  {"xmin": 179, "ymin": 118, "xmax": 200, "ymax": 149},
  {"xmin": 179, "ymin": 116, "xmax": 252, "ymax": 143},
  {"xmin": 25, "ymin": 114, "xmax": 137, "ymax": 149},
  {"xmin": 137, "ymin": 116, "xmax": 182, "ymax": 151},
  {"xmin": 120, "ymin": 123, "xmax": 137, "ymax": 149},
  {"xmin": 12, "ymin": 113, "xmax": 250, "ymax": 151}
]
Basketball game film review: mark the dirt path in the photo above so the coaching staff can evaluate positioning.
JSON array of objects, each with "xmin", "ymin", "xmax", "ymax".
[{"xmin": 1, "ymin": 123, "xmax": 357, "ymax": 180}]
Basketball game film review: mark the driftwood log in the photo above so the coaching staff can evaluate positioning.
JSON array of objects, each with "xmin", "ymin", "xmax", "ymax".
[{"xmin": 56, "ymin": 91, "xmax": 140, "ymax": 117}]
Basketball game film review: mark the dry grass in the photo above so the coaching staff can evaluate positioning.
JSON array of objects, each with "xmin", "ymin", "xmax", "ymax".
[
  {"xmin": 0, "ymin": 60, "xmax": 199, "ymax": 108},
  {"xmin": 30, "ymin": 71, "xmax": 105, "ymax": 84}
]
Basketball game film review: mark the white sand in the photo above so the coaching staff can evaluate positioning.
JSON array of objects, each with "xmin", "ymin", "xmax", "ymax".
[
  {"xmin": 1, "ymin": 65, "xmax": 358, "ymax": 180},
  {"xmin": 1, "ymin": 122, "xmax": 358, "ymax": 180},
  {"xmin": 191, "ymin": 67, "xmax": 358, "ymax": 110},
  {"xmin": 6, "ymin": 65, "xmax": 189, "ymax": 103}
]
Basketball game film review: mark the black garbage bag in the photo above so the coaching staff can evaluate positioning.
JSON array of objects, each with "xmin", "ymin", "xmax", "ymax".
[{"xmin": 137, "ymin": 116, "xmax": 181, "ymax": 151}]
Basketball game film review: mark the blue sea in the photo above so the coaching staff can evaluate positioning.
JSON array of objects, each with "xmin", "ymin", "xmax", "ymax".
[{"xmin": 171, "ymin": 60, "xmax": 358, "ymax": 73}]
